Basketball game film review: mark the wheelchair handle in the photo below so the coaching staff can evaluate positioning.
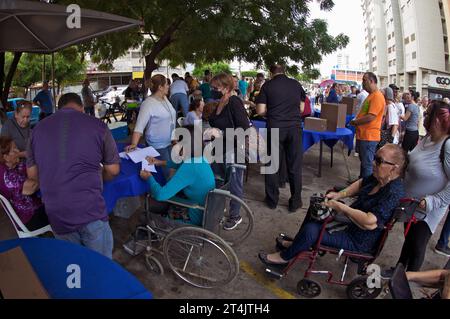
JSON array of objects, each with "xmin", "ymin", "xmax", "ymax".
[
  {"xmin": 400, "ymin": 198, "xmax": 420, "ymax": 204},
  {"xmin": 212, "ymin": 189, "xmax": 231, "ymax": 196},
  {"xmin": 230, "ymin": 164, "xmax": 247, "ymax": 170}
]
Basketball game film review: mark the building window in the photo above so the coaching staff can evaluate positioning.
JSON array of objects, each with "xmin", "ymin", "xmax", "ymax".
[
  {"xmin": 388, "ymin": 34, "xmax": 391, "ymax": 40},
  {"xmin": 411, "ymin": 33, "xmax": 416, "ymax": 42},
  {"xmin": 412, "ymin": 52, "xmax": 417, "ymax": 59},
  {"xmin": 404, "ymin": 36, "xmax": 410, "ymax": 45},
  {"xmin": 388, "ymin": 47, "xmax": 391, "ymax": 54},
  {"xmin": 372, "ymin": 56, "xmax": 377, "ymax": 62},
  {"xmin": 389, "ymin": 60, "xmax": 392, "ymax": 67}
]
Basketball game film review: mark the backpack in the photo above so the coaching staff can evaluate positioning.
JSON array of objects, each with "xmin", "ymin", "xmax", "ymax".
[{"xmin": 301, "ymin": 96, "xmax": 312, "ymax": 118}]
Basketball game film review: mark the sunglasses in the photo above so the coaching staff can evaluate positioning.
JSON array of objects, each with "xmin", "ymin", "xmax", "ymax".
[{"xmin": 374, "ymin": 156, "xmax": 397, "ymax": 167}]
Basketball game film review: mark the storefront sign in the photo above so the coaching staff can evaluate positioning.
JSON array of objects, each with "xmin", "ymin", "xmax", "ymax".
[{"xmin": 429, "ymin": 75, "xmax": 450, "ymax": 90}]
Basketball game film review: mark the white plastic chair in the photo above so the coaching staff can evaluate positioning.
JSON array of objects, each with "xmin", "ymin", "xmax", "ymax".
[{"xmin": 0, "ymin": 194, "xmax": 53, "ymax": 238}]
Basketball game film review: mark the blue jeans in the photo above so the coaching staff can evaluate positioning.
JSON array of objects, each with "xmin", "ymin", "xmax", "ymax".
[
  {"xmin": 170, "ymin": 93, "xmax": 189, "ymax": 117},
  {"xmin": 156, "ymin": 145, "xmax": 172, "ymax": 180},
  {"xmin": 229, "ymin": 167, "xmax": 244, "ymax": 220},
  {"xmin": 55, "ymin": 220, "xmax": 113, "ymax": 259},
  {"xmin": 437, "ymin": 211, "xmax": 450, "ymax": 248},
  {"xmin": 280, "ymin": 221, "xmax": 359, "ymax": 260},
  {"xmin": 356, "ymin": 140, "xmax": 378, "ymax": 178}
]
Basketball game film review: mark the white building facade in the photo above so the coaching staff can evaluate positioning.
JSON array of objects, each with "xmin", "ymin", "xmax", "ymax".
[{"xmin": 362, "ymin": 0, "xmax": 450, "ymax": 98}]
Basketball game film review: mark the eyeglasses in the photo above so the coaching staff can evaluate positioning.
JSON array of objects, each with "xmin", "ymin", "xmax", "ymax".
[{"xmin": 374, "ymin": 156, "xmax": 397, "ymax": 167}]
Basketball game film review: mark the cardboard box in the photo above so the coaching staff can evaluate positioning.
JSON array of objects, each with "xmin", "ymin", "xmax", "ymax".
[
  {"xmin": 320, "ymin": 103, "xmax": 347, "ymax": 132},
  {"xmin": 304, "ymin": 117, "xmax": 328, "ymax": 132},
  {"xmin": 341, "ymin": 97, "xmax": 358, "ymax": 115},
  {"xmin": 0, "ymin": 247, "xmax": 49, "ymax": 299}
]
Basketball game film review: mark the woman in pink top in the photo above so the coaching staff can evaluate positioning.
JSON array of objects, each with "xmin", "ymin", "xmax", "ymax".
[{"xmin": 0, "ymin": 136, "xmax": 48, "ymax": 230}]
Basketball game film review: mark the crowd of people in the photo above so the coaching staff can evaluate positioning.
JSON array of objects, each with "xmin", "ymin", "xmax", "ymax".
[{"xmin": 0, "ymin": 65, "xmax": 449, "ymax": 298}]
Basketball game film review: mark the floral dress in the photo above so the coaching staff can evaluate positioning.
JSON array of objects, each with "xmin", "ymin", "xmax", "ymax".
[{"xmin": 0, "ymin": 162, "xmax": 42, "ymax": 224}]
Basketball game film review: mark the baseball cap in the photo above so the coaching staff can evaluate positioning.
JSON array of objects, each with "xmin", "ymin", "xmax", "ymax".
[{"xmin": 389, "ymin": 84, "xmax": 399, "ymax": 91}]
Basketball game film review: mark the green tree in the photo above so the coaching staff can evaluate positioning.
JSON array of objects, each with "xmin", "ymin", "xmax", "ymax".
[
  {"xmin": 192, "ymin": 62, "xmax": 232, "ymax": 78},
  {"xmin": 4, "ymin": 47, "xmax": 86, "ymax": 98},
  {"xmin": 55, "ymin": 0, "xmax": 348, "ymax": 80},
  {"xmin": 241, "ymin": 71, "xmax": 260, "ymax": 78}
]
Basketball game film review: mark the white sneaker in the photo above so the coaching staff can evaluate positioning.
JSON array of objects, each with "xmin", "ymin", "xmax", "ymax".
[{"xmin": 223, "ymin": 217, "xmax": 243, "ymax": 231}]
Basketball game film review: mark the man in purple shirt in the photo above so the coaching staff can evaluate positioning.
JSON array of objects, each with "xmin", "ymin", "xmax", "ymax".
[{"xmin": 26, "ymin": 93, "xmax": 120, "ymax": 258}]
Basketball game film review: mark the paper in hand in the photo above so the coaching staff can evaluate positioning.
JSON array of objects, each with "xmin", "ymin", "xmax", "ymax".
[
  {"xmin": 127, "ymin": 146, "xmax": 160, "ymax": 163},
  {"xmin": 141, "ymin": 160, "xmax": 157, "ymax": 173}
]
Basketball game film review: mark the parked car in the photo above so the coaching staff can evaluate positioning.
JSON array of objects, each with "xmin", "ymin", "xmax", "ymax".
[{"xmin": 96, "ymin": 86, "xmax": 128, "ymax": 104}]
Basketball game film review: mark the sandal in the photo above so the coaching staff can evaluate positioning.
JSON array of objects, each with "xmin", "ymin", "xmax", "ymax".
[
  {"xmin": 258, "ymin": 252, "xmax": 290, "ymax": 266},
  {"xmin": 275, "ymin": 234, "xmax": 294, "ymax": 251}
]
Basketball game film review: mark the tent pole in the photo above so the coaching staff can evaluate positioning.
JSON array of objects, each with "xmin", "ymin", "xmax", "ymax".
[
  {"xmin": 42, "ymin": 54, "xmax": 46, "ymax": 82},
  {"xmin": 51, "ymin": 52, "xmax": 56, "ymax": 112}
]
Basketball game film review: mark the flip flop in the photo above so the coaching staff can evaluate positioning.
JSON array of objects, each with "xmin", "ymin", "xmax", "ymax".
[{"xmin": 258, "ymin": 252, "xmax": 289, "ymax": 266}]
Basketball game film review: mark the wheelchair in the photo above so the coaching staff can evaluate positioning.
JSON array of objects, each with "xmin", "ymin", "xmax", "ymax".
[
  {"xmin": 131, "ymin": 163, "xmax": 254, "ymax": 289},
  {"xmin": 263, "ymin": 192, "xmax": 424, "ymax": 299}
]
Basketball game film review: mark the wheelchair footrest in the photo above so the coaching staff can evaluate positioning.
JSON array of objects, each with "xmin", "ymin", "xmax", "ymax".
[{"xmin": 265, "ymin": 267, "xmax": 284, "ymax": 279}]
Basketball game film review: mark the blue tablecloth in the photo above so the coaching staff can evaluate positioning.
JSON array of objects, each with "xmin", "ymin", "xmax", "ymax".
[
  {"xmin": 103, "ymin": 143, "xmax": 165, "ymax": 213},
  {"xmin": 303, "ymin": 128, "xmax": 354, "ymax": 153},
  {"xmin": 251, "ymin": 120, "xmax": 354, "ymax": 153},
  {"xmin": 0, "ymin": 238, "xmax": 152, "ymax": 299}
]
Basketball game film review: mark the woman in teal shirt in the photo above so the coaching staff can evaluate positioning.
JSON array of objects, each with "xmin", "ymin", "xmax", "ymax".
[
  {"xmin": 140, "ymin": 125, "xmax": 215, "ymax": 226},
  {"xmin": 123, "ymin": 126, "xmax": 216, "ymax": 256}
]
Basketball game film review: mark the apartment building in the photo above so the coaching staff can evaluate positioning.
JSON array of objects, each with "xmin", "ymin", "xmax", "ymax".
[{"xmin": 363, "ymin": 0, "xmax": 450, "ymax": 98}]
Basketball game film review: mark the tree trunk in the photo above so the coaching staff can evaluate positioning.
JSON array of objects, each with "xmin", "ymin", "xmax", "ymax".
[
  {"xmin": 0, "ymin": 52, "xmax": 5, "ymax": 122},
  {"xmin": 2, "ymin": 52, "xmax": 22, "ymax": 106},
  {"xmin": 144, "ymin": 19, "xmax": 184, "ymax": 81},
  {"xmin": 0, "ymin": 52, "xmax": 5, "ymax": 105}
]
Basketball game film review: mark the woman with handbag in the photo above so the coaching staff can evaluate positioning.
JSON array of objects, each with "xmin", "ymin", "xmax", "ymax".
[
  {"xmin": 209, "ymin": 73, "xmax": 250, "ymax": 231},
  {"xmin": 387, "ymin": 101, "xmax": 450, "ymax": 275}
]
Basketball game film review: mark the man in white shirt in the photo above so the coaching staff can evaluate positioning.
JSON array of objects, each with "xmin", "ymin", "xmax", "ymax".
[
  {"xmin": 385, "ymin": 87, "xmax": 400, "ymax": 144},
  {"xmin": 169, "ymin": 73, "xmax": 189, "ymax": 116},
  {"xmin": 355, "ymin": 89, "xmax": 369, "ymax": 115}
]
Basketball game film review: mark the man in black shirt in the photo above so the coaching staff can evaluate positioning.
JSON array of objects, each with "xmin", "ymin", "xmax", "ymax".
[{"xmin": 256, "ymin": 65, "xmax": 305, "ymax": 212}]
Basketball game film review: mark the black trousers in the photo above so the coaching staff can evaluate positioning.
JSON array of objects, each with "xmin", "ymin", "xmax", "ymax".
[
  {"xmin": 25, "ymin": 206, "xmax": 49, "ymax": 231},
  {"xmin": 398, "ymin": 221, "xmax": 432, "ymax": 271},
  {"xmin": 402, "ymin": 130, "xmax": 419, "ymax": 152},
  {"xmin": 265, "ymin": 126, "xmax": 303, "ymax": 207}
]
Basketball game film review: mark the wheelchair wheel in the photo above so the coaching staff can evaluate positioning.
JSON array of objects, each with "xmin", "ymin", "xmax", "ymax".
[
  {"xmin": 346, "ymin": 276, "xmax": 382, "ymax": 299},
  {"xmin": 145, "ymin": 255, "xmax": 164, "ymax": 276},
  {"xmin": 217, "ymin": 195, "xmax": 254, "ymax": 247},
  {"xmin": 163, "ymin": 227, "xmax": 239, "ymax": 289},
  {"xmin": 297, "ymin": 279, "xmax": 322, "ymax": 298}
]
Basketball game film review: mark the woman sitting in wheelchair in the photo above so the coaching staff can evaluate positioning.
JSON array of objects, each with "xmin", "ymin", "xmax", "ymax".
[
  {"xmin": 139, "ymin": 125, "xmax": 215, "ymax": 226},
  {"xmin": 259, "ymin": 144, "xmax": 407, "ymax": 266}
]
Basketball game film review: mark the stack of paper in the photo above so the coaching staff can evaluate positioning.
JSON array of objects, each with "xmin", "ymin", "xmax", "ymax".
[{"xmin": 119, "ymin": 146, "xmax": 160, "ymax": 173}]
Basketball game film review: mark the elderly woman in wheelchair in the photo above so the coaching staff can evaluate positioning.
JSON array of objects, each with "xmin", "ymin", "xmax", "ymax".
[{"xmin": 258, "ymin": 144, "xmax": 407, "ymax": 297}]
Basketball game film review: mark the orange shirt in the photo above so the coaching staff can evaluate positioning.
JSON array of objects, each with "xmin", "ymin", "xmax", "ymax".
[{"xmin": 356, "ymin": 90, "xmax": 385, "ymax": 142}]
